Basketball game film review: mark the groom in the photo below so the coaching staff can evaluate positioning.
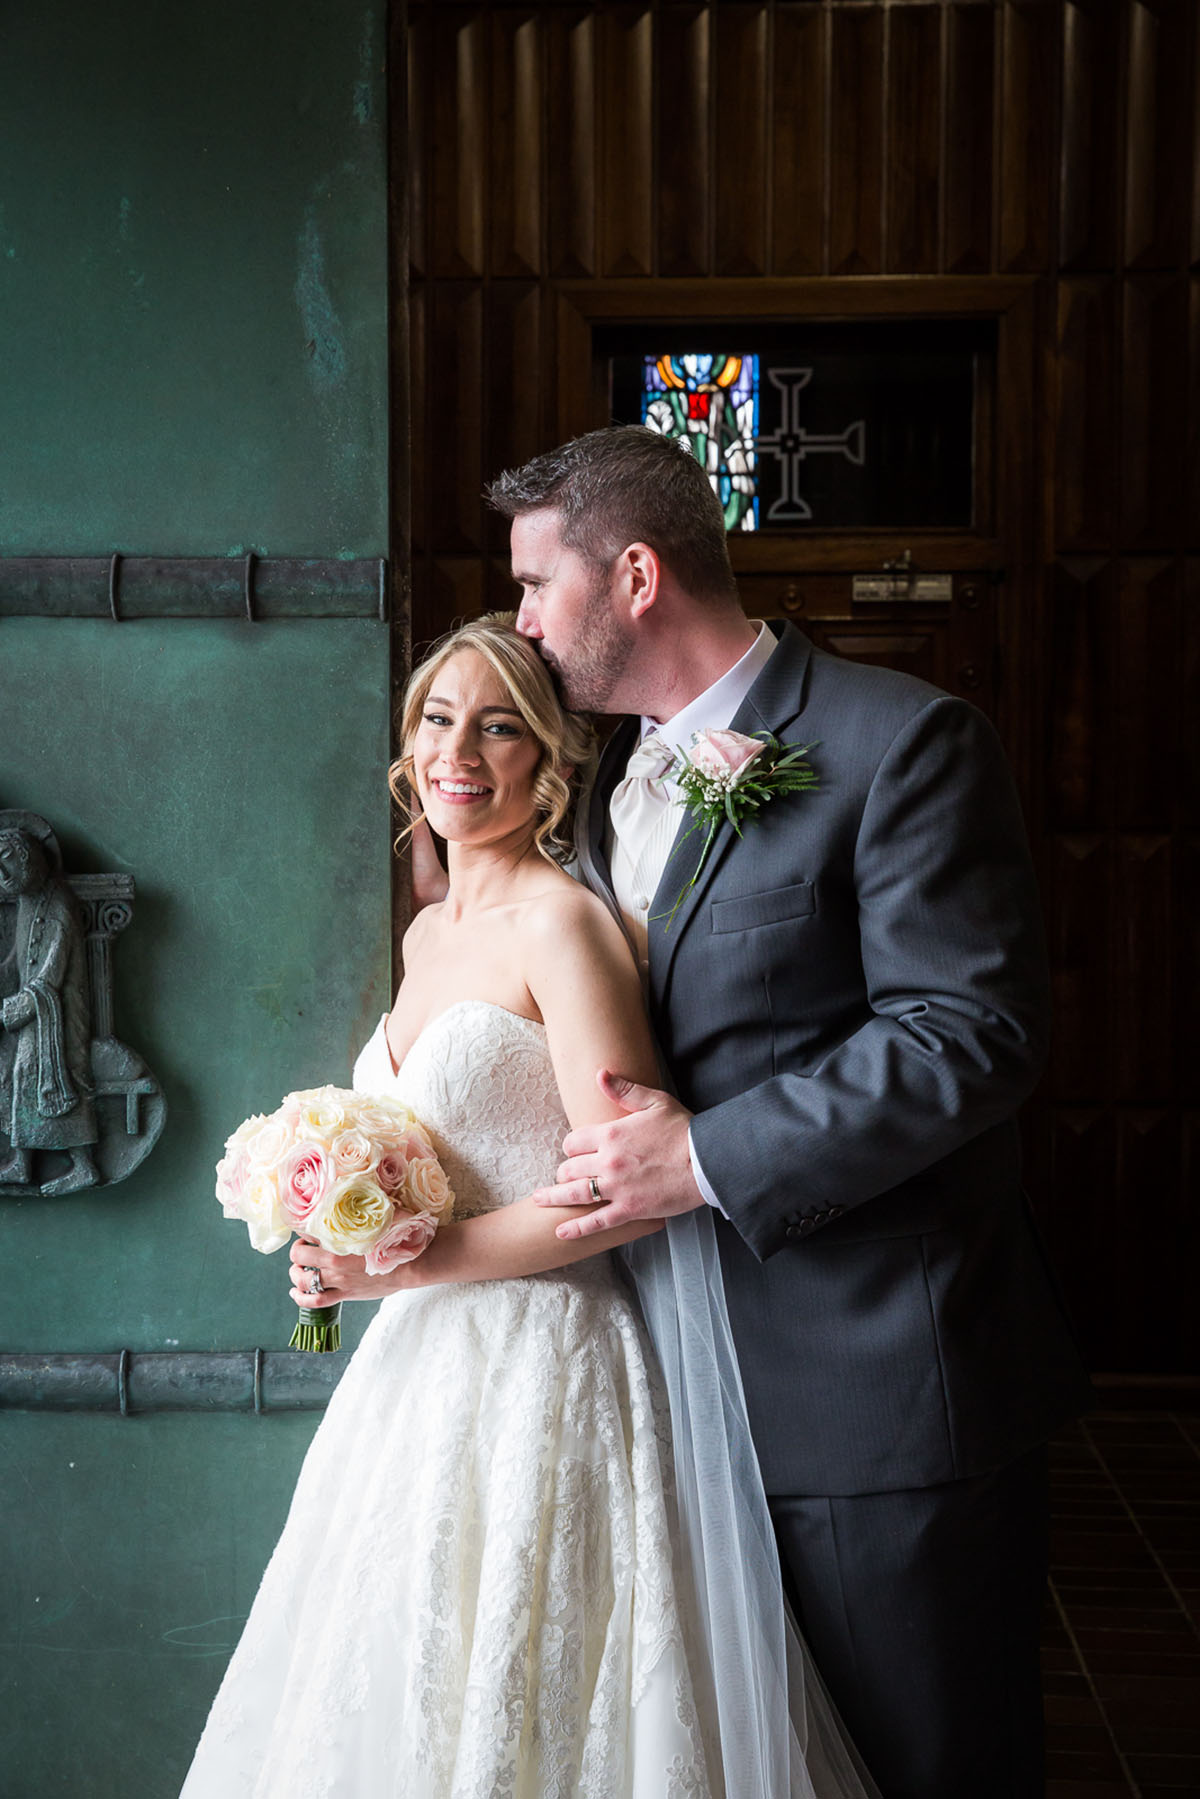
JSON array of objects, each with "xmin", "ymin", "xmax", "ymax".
[{"xmin": 489, "ymin": 426, "xmax": 1092, "ymax": 1798}]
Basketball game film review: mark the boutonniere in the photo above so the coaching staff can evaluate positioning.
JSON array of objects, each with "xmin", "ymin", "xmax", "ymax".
[{"xmin": 655, "ymin": 728, "xmax": 819, "ymax": 930}]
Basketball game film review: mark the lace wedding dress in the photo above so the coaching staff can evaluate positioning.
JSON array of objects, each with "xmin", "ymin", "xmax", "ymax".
[{"xmin": 180, "ymin": 1000, "xmax": 718, "ymax": 1799}]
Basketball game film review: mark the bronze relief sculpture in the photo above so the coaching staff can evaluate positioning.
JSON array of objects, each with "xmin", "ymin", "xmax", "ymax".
[{"xmin": 0, "ymin": 811, "xmax": 164, "ymax": 1195}]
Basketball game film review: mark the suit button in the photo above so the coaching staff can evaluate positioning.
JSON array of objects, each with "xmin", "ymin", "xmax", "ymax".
[
  {"xmin": 785, "ymin": 1224, "xmax": 802, "ymax": 1242},
  {"xmin": 828, "ymin": 1204, "xmax": 845, "ymax": 1220},
  {"xmin": 787, "ymin": 1218, "xmax": 817, "ymax": 1240}
]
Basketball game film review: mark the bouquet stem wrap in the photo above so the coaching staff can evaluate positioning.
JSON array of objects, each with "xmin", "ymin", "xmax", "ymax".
[{"xmin": 289, "ymin": 1301, "xmax": 342, "ymax": 1353}]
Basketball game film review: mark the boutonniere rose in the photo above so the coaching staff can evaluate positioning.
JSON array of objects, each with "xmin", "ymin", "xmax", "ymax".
[{"xmin": 656, "ymin": 727, "xmax": 819, "ymax": 929}]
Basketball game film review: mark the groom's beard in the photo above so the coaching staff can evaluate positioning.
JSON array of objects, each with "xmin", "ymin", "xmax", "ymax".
[{"xmin": 543, "ymin": 568, "xmax": 634, "ymax": 713}]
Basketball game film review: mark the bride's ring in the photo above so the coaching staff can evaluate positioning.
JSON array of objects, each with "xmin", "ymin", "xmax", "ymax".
[
  {"xmin": 304, "ymin": 1266, "xmax": 324, "ymax": 1296},
  {"xmin": 588, "ymin": 1176, "xmax": 602, "ymax": 1203}
]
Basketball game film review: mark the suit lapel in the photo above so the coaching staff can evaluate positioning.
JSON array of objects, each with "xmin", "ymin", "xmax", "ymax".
[{"xmin": 648, "ymin": 623, "xmax": 815, "ymax": 1004}]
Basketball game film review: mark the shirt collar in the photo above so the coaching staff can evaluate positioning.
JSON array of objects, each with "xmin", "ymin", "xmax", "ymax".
[{"xmin": 640, "ymin": 621, "xmax": 778, "ymax": 767}]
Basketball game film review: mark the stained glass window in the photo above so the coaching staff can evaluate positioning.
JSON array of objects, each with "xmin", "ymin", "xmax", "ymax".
[
  {"xmin": 608, "ymin": 322, "xmax": 985, "ymax": 532},
  {"xmin": 640, "ymin": 354, "xmax": 760, "ymax": 531}
]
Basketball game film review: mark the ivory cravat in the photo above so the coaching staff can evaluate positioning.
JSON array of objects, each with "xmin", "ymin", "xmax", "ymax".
[{"xmin": 608, "ymin": 733, "xmax": 679, "ymax": 970}]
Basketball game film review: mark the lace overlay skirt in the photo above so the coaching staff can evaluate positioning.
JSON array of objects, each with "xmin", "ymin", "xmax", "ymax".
[{"xmin": 180, "ymin": 1269, "xmax": 715, "ymax": 1799}]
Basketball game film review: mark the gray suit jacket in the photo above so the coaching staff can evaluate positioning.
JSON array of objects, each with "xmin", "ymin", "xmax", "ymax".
[{"xmin": 580, "ymin": 624, "xmax": 1092, "ymax": 1496}]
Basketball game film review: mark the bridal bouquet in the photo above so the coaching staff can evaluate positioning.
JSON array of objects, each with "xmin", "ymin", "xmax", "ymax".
[{"xmin": 215, "ymin": 1086, "xmax": 455, "ymax": 1352}]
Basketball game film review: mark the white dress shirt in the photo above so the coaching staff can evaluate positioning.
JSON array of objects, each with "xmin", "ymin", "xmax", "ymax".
[{"xmin": 605, "ymin": 621, "xmax": 779, "ymax": 1213}]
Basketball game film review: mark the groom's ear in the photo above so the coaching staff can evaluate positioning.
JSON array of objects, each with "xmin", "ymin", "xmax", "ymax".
[{"xmin": 617, "ymin": 541, "xmax": 661, "ymax": 619}]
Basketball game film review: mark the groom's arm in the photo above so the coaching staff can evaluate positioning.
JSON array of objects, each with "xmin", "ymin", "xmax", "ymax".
[
  {"xmin": 540, "ymin": 697, "xmax": 1050, "ymax": 1255},
  {"xmin": 691, "ymin": 696, "xmax": 1050, "ymax": 1258}
]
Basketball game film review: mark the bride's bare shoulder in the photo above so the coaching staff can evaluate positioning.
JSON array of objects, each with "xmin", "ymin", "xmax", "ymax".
[{"xmin": 519, "ymin": 877, "xmax": 632, "ymax": 972}]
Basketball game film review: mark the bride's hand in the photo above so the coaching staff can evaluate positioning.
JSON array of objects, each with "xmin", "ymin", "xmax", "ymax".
[{"xmin": 288, "ymin": 1238, "xmax": 423, "ymax": 1304}]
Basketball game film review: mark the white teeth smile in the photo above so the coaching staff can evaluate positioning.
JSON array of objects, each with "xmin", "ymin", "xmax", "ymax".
[{"xmin": 436, "ymin": 781, "xmax": 489, "ymax": 795}]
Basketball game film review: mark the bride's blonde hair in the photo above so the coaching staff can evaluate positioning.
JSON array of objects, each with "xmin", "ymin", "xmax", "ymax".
[{"xmin": 389, "ymin": 613, "xmax": 596, "ymax": 865}]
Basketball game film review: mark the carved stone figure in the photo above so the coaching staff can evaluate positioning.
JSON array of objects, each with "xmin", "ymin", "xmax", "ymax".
[{"xmin": 0, "ymin": 812, "xmax": 164, "ymax": 1197}]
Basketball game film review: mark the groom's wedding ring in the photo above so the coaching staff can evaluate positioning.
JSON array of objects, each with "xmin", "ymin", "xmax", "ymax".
[
  {"xmin": 588, "ymin": 1176, "xmax": 602, "ymax": 1203},
  {"xmin": 304, "ymin": 1266, "xmax": 324, "ymax": 1296}
]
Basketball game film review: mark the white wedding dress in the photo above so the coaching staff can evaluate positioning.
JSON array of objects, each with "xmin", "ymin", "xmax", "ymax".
[{"xmin": 181, "ymin": 1000, "xmax": 718, "ymax": 1799}]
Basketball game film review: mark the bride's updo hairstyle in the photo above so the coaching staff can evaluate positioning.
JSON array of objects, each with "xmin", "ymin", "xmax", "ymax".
[{"xmin": 389, "ymin": 612, "xmax": 596, "ymax": 865}]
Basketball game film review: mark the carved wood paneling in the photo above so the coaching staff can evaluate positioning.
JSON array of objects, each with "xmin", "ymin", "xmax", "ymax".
[
  {"xmin": 1114, "ymin": 1109, "xmax": 1183, "ymax": 1365},
  {"xmin": 1121, "ymin": 277, "xmax": 1188, "ymax": 548},
  {"xmin": 1113, "ymin": 836, "xmax": 1174, "ymax": 1103},
  {"xmin": 597, "ymin": 6, "xmax": 653, "ymax": 277},
  {"xmin": 1048, "ymin": 557, "xmax": 1111, "ymax": 831},
  {"xmin": 406, "ymin": 0, "xmax": 1198, "ymax": 1372},
  {"xmin": 1054, "ymin": 280, "xmax": 1117, "ymax": 550},
  {"xmin": 656, "ymin": 4, "xmax": 711, "ymax": 279},
  {"xmin": 546, "ymin": 10, "xmax": 596, "ymax": 277},
  {"xmin": 1059, "ymin": 0, "xmax": 1120, "ymax": 271},
  {"xmin": 489, "ymin": 9, "xmax": 543, "ymax": 278},
  {"xmin": 1048, "ymin": 835, "xmax": 1111, "ymax": 1101},
  {"xmin": 770, "ymin": 3, "xmax": 827, "ymax": 277},
  {"xmin": 828, "ymin": 7, "xmax": 884, "ymax": 276},
  {"xmin": 1113, "ymin": 558, "xmax": 1179, "ymax": 834},
  {"xmin": 427, "ymin": 284, "xmax": 484, "ymax": 553},
  {"xmin": 886, "ymin": 4, "xmax": 942, "ymax": 274},
  {"xmin": 713, "ymin": 3, "xmax": 768, "ymax": 276},
  {"xmin": 429, "ymin": 8, "xmax": 487, "ymax": 279},
  {"xmin": 1124, "ymin": 0, "xmax": 1192, "ymax": 271},
  {"xmin": 997, "ymin": 0, "xmax": 1056, "ymax": 273}
]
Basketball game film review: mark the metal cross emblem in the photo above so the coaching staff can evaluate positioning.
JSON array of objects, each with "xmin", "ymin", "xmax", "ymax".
[{"xmin": 755, "ymin": 368, "xmax": 866, "ymax": 523}]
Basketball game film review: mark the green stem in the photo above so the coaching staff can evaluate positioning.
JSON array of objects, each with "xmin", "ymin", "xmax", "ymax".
[{"xmin": 288, "ymin": 1302, "xmax": 342, "ymax": 1353}]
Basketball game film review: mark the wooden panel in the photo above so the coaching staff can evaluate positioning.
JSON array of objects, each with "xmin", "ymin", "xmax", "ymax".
[
  {"xmin": 409, "ymin": 284, "xmax": 428, "ymax": 553},
  {"xmin": 813, "ymin": 627, "xmax": 944, "ymax": 692},
  {"xmin": 1048, "ymin": 1109, "xmax": 1117, "ymax": 1357},
  {"xmin": 1059, "ymin": 0, "xmax": 1120, "ymax": 270},
  {"xmin": 944, "ymin": 3, "xmax": 995, "ymax": 274},
  {"xmin": 1191, "ymin": 281, "xmax": 1200, "ymax": 548},
  {"xmin": 771, "ymin": 3, "xmax": 827, "ymax": 277},
  {"xmin": 489, "ymin": 9, "xmax": 542, "ymax": 277},
  {"xmin": 1113, "ymin": 558, "xmax": 1179, "ymax": 834},
  {"xmin": 429, "ymin": 7, "xmax": 487, "ymax": 278},
  {"xmin": 1048, "ymin": 835, "xmax": 1111, "ymax": 1101},
  {"xmin": 1184, "ymin": 560, "xmax": 1200, "ymax": 830},
  {"xmin": 407, "ymin": 7, "xmax": 428, "ymax": 276},
  {"xmin": 1180, "ymin": 837, "xmax": 1200, "ymax": 1101},
  {"xmin": 1054, "ymin": 279, "xmax": 1117, "ymax": 550},
  {"xmin": 1114, "ymin": 835, "xmax": 1173, "ymax": 1102},
  {"xmin": 1048, "ymin": 557, "xmax": 1112, "ymax": 831},
  {"xmin": 485, "ymin": 284, "xmax": 542, "ymax": 537},
  {"xmin": 656, "ymin": 3, "xmax": 711, "ymax": 279},
  {"xmin": 885, "ymin": 4, "xmax": 942, "ymax": 274},
  {"xmin": 829, "ymin": 7, "xmax": 883, "ymax": 276},
  {"xmin": 427, "ymin": 284, "xmax": 484, "ymax": 554},
  {"xmin": 597, "ymin": 6, "xmax": 653, "ymax": 277},
  {"xmin": 427, "ymin": 557, "xmax": 485, "ymax": 646},
  {"xmin": 1113, "ymin": 1110, "xmax": 1183, "ymax": 1366},
  {"xmin": 1124, "ymin": 0, "xmax": 1192, "ymax": 270},
  {"xmin": 1121, "ymin": 276, "xmax": 1188, "ymax": 548},
  {"xmin": 997, "ymin": 0, "xmax": 1056, "ymax": 272},
  {"xmin": 713, "ymin": 4, "xmax": 768, "ymax": 276},
  {"xmin": 546, "ymin": 9, "xmax": 596, "ymax": 277}
]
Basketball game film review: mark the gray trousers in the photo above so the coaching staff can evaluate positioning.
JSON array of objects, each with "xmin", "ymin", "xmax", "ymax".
[{"xmin": 770, "ymin": 1446, "xmax": 1050, "ymax": 1799}]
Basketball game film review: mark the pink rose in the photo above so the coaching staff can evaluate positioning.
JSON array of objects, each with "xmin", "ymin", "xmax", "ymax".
[
  {"xmin": 375, "ymin": 1147, "xmax": 410, "ymax": 1194},
  {"xmin": 688, "ymin": 728, "xmax": 766, "ymax": 782},
  {"xmin": 280, "ymin": 1140, "xmax": 332, "ymax": 1227},
  {"xmin": 365, "ymin": 1211, "xmax": 437, "ymax": 1274},
  {"xmin": 215, "ymin": 1149, "xmax": 249, "ymax": 1217}
]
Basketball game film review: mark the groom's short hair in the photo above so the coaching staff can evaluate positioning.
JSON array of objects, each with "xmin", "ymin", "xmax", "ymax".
[{"xmin": 487, "ymin": 426, "xmax": 739, "ymax": 605}]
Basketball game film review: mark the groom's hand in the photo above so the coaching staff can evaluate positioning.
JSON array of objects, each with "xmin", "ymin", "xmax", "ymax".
[{"xmin": 530, "ymin": 1070, "xmax": 704, "ymax": 1240}]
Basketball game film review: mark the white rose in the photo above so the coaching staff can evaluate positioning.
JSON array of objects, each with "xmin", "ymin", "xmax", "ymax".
[
  {"xmin": 405, "ymin": 1155, "xmax": 455, "ymax": 1220},
  {"xmin": 312, "ymin": 1173, "xmax": 393, "ymax": 1255}
]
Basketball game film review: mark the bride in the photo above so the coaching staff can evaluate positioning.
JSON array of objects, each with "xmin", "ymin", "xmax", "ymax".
[{"xmin": 181, "ymin": 615, "xmax": 876, "ymax": 1799}]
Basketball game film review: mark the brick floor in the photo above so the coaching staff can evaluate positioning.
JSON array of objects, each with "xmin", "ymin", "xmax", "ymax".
[{"xmin": 1044, "ymin": 1413, "xmax": 1200, "ymax": 1797}]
